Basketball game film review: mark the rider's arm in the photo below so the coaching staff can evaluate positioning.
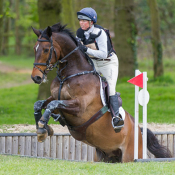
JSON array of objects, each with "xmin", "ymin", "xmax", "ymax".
[{"xmin": 86, "ymin": 29, "xmax": 108, "ymax": 59}]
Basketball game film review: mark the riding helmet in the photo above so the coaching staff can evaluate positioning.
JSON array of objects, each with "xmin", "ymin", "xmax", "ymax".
[{"xmin": 77, "ymin": 7, "xmax": 97, "ymax": 23}]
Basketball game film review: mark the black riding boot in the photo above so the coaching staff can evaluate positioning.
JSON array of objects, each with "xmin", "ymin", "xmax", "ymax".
[{"xmin": 109, "ymin": 94, "xmax": 124, "ymax": 133}]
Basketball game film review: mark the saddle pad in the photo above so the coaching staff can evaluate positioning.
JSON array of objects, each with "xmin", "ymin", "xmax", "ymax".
[{"xmin": 99, "ymin": 76, "xmax": 125, "ymax": 121}]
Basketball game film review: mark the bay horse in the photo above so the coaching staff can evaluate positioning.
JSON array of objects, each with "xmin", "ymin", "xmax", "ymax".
[{"xmin": 31, "ymin": 23, "xmax": 172, "ymax": 163}]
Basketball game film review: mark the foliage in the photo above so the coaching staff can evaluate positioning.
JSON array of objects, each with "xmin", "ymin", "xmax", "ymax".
[
  {"xmin": 134, "ymin": 0, "xmax": 175, "ymax": 38},
  {"xmin": 0, "ymin": 155, "xmax": 175, "ymax": 175},
  {"xmin": 2, "ymin": 0, "xmax": 16, "ymax": 18},
  {"xmin": 157, "ymin": 0, "xmax": 175, "ymax": 35},
  {"xmin": 2, "ymin": 0, "xmax": 39, "ymax": 55},
  {"xmin": 1, "ymin": 0, "xmax": 175, "ymax": 60}
]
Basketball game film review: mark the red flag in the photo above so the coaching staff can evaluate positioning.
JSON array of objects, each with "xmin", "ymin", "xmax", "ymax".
[{"xmin": 127, "ymin": 73, "xmax": 143, "ymax": 88}]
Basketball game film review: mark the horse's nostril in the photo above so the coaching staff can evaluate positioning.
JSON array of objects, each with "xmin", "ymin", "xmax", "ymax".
[
  {"xmin": 31, "ymin": 75, "xmax": 42, "ymax": 84},
  {"xmin": 36, "ymin": 76, "xmax": 41, "ymax": 81}
]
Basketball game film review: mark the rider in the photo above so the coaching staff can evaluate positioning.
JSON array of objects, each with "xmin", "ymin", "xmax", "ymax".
[{"xmin": 76, "ymin": 7, "xmax": 124, "ymax": 132}]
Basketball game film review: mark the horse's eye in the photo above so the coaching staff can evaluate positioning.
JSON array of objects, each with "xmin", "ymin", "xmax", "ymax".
[{"xmin": 44, "ymin": 49, "xmax": 49, "ymax": 53}]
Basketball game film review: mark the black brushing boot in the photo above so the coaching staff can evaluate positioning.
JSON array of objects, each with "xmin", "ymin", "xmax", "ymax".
[{"xmin": 109, "ymin": 94, "xmax": 124, "ymax": 133}]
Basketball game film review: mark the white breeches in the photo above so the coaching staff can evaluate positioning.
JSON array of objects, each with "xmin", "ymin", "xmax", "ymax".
[{"xmin": 92, "ymin": 53, "xmax": 119, "ymax": 96}]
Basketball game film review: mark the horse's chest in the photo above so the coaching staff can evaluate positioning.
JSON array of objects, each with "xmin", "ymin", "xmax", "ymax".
[{"xmin": 51, "ymin": 83, "xmax": 72, "ymax": 100}]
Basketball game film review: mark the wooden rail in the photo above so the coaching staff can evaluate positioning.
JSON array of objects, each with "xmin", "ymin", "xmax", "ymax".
[
  {"xmin": 0, "ymin": 133, "xmax": 95, "ymax": 162},
  {"xmin": 148, "ymin": 132, "xmax": 175, "ymax": 158},
  {"xmin": 0, "ymin": 132, "xmax": 175, "ymax": 161}
]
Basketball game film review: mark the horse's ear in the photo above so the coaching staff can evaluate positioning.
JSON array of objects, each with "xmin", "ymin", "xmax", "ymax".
[
  {"xmin": 31, "ymin": 26, "xmax": 41, "ymax": 37},
  {"xmin": 46, "ymin": 26, "xmax": 52, "ymax": 38}
]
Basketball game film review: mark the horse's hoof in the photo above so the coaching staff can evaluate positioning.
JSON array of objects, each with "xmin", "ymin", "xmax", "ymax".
[
  {"xmin": 36, "ymin": 128, "xmax": 48, "ymax": 142},
  {"xmin": 45, "ymin": 125, "xmax": 54, "ymax": 136}
]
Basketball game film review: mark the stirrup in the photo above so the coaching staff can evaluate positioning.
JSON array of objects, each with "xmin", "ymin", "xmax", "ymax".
[{"xmin": 112, "ymin": 116, "xmax": 124, "ymax": 133}]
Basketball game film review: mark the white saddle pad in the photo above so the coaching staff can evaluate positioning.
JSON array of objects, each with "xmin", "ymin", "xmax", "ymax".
[{"xmin": 99, "ymin": 76, "xmax": 125, "ymax": 121}]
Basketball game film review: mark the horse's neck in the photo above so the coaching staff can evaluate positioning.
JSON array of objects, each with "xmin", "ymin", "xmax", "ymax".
[{"xmin": 56, "ymin": 35, "xmax": 92, "ymax": 76}]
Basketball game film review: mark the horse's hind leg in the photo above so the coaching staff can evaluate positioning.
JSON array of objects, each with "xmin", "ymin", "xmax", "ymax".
[
  {"xmin": 122, "ymin": 131, "xmax": 143, "ymax": 162},
  {"xmin": 94, "ymin": 148, "xmax": 122, "ymax": 163}
]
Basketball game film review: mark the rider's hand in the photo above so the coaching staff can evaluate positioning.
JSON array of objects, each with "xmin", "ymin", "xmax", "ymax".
[{"xmin": 78, "ymin": 42, "xmax": 87, "ymax": 52}]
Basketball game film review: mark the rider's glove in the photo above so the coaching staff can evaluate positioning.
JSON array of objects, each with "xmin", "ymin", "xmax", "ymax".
[{"xmin": 78, "ymin": 42, "xmax": 87, "ymax": 52}]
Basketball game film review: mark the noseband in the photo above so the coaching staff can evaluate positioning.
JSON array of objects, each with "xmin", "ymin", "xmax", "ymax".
[{"xmin": 33, "ymin": 34, "xmax": 97, "ymax": 100}]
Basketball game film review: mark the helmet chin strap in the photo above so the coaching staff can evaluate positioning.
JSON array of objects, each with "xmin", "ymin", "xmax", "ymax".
[
  {"xmin": 84, "ymin": 21, "xmax": 92, "ymax": 31},
  {"xmin": 89, "ymin": 21, "xmax": 92, "ymax": 28}
]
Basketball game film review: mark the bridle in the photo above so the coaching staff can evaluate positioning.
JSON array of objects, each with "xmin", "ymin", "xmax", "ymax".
[
  {"xmin": 33, "ymin": 33, "xmax": 106, "ymax": 134},
  {"xmin": 33, "ymin": 36, "xmax": 79, "ymax": 76},
  {"xmin": 33, "ymin": 34, "xmax": 97, "ymax": 100}
]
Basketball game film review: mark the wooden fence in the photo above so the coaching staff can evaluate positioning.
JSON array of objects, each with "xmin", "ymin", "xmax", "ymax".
[
  {"xmin": 148, "ymin": 132, "xmax": 175, "ymax": 158},
  {"xmin": 0, "ymin": 132, "xmax": 175, "ymax": 161},
  {"xmin": 0, "ymin": 133, "xmax": 95, "ymax": 162}
]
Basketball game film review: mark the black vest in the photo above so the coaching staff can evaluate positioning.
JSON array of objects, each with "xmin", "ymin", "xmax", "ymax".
[{"xmin": 76, "ymin": 24, "xmax": 115, "ymax": 55}]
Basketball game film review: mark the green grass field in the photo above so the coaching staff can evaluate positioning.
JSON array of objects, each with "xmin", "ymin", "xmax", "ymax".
[
  {"xmin": 0, "ymin": 155, "xmax": 175, "ymax": 175},
  {"xmin": 0, "ymin": 55, "xmax": 175, "ymax": 125},
  {"xmin": 0, "ymin": 54, "xmax": 34, "ymax": 69},
  {"xmin": 0, "ymin": 55, "xmax": 175, "ymax": 174}
]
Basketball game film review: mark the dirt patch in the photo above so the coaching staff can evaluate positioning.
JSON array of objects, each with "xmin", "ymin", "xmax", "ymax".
[
  {"xmin": 0, "ymin": 124, "xmax": 69, "ymax": 134},
  {"xmin": 0, "ymin": 123, "xmax": 175, "ymax": 134},
  {"xmin": 0, "ymin": 62, "xmax": 32, "ymax": 74},
  {"xmin": 0, "ymin": 62, "xmax": 33, "ymax": 88},
  {"xmin": 139, "ymin": 123, "xmax": 175, "ymax": 132}
]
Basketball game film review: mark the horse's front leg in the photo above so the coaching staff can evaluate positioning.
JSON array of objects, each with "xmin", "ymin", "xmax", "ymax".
[
  {"xmin": 36, "ymin": 99, "xmax": 80, "ymax": 142},
  {"xmin": 34, "ymin": 96, "xmax": 54, "ymax": 129}
]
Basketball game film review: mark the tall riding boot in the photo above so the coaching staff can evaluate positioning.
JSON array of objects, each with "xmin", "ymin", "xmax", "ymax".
[{"xmin": 109, "ymin": 94, "xmax": 124, "ymax": 133}]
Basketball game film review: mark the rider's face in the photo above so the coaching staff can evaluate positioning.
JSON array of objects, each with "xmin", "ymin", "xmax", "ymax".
[{"xmin": 79, "ymin": 19, "xmax": 93, "ymax": 30}]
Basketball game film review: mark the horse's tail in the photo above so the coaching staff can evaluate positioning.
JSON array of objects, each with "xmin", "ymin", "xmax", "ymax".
[{"xmin": 140, "ymin": 128, "xmax": 172, "ymax": 158}]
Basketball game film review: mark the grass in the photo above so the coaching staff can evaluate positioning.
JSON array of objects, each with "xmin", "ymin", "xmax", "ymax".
[
  {"xmin": 117, "ymin": 82, "xmax": 175, "ymax": 124},
  {"xmin": 0, "ymin": 155, "xmax": 175, "ymax": 175},
  {"xmin": 0, "ymin": 84, "xmax": 38, "ymax": 125},
  {"xmin": 0, "ymin": 72, "xmax": 30, "ymax": 89},
  {"xmin": 117, "ymin": 56, "xmax": 175, "ymax": 124},
  {"xmin": 0, "ymin": 54, "xmax": 34, "ymax": 69},
  {"xmin": 0, "ymin": 54, "xmax": 175, "ymax": 125}
]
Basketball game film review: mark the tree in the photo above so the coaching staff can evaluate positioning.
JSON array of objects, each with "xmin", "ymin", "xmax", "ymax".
[
  {"xmin": 2, "ymin": 0, "xmax": 12, "ymax": 55},
  {"xmin": 147, "ymin": 0, "xmax": 163, "ymax": 78},
  {"xmin": 62, "ymin": 0, "xmax": 75, "ymax": 31},
  {"xmin": 114, "ymin": 0, "xmax": 137, "ymax": 78},
  {"xmin": 37, "ymin": 0, "xmax": 62, "ymax": 100},
  {"xmin": 37, "ymin": 0, "xmax": 76, "ymax": 100},
  {"xmin": 15, "ymin": 0, "xmax": 21, "ymax": 55},
  {"xmin": 0, "ymin": 0, "xmax": 3, "ymax": 54}
]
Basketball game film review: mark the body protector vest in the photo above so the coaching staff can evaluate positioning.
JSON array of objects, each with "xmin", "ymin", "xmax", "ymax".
[{"xmin": 76, "ymin": 24, "xmax": 116, "ymax": 56}]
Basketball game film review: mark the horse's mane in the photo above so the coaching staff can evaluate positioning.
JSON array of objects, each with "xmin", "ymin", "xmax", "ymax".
[{"xmin": 42, "ymin": 23, "xmax": 78, "ymax": 46}]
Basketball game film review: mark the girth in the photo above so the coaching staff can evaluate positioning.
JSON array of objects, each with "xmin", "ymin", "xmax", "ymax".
[
  {"xmin": 55, "ymin": 53, "xmax": 110, "ymax": 141},
  {"xmin": 69, "ymin": 105, "xmax": 108, "ymax": 141}
]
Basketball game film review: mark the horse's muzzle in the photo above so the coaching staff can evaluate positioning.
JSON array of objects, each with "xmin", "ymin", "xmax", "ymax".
[{"xmin": 31, "ymin": 75, "xmax": 42, "ymax": 84}]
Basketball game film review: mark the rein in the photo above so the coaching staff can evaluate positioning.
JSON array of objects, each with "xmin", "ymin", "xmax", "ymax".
[
  {"xmin": 34, "ymin": 34, "xmax": 108, "ymax": 140},
  {"xmin": 57, "ymin": 54, "xmax": 96, "ymax": 100},
  {"xmin": 33, "ymin": 36, "xmax": 79, "ymax": 76},
  {"xmin": 34, "ymin": 35, "xmax": 96, "ymax": 100}
]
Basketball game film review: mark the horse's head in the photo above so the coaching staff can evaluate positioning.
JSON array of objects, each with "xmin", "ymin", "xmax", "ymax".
[{"xmin": 31, "ymin": 26, "xmax": 60, "ymax": 84}]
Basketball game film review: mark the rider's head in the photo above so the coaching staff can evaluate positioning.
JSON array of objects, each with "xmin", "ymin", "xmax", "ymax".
[{"xmin": 77, "ymin": 7, "xmax": 97, "ymax": 31}]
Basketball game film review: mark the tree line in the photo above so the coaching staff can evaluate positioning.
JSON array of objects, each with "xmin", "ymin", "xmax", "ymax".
[{"xmin": 0, "ymin": 0, "xmax": 174, "ymax": 98}]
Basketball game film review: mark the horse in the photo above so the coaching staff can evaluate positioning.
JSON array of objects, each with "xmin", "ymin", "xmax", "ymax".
[{"xmin": 31, "ymin": 23, "xmax": 172, "ymax": 163}]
